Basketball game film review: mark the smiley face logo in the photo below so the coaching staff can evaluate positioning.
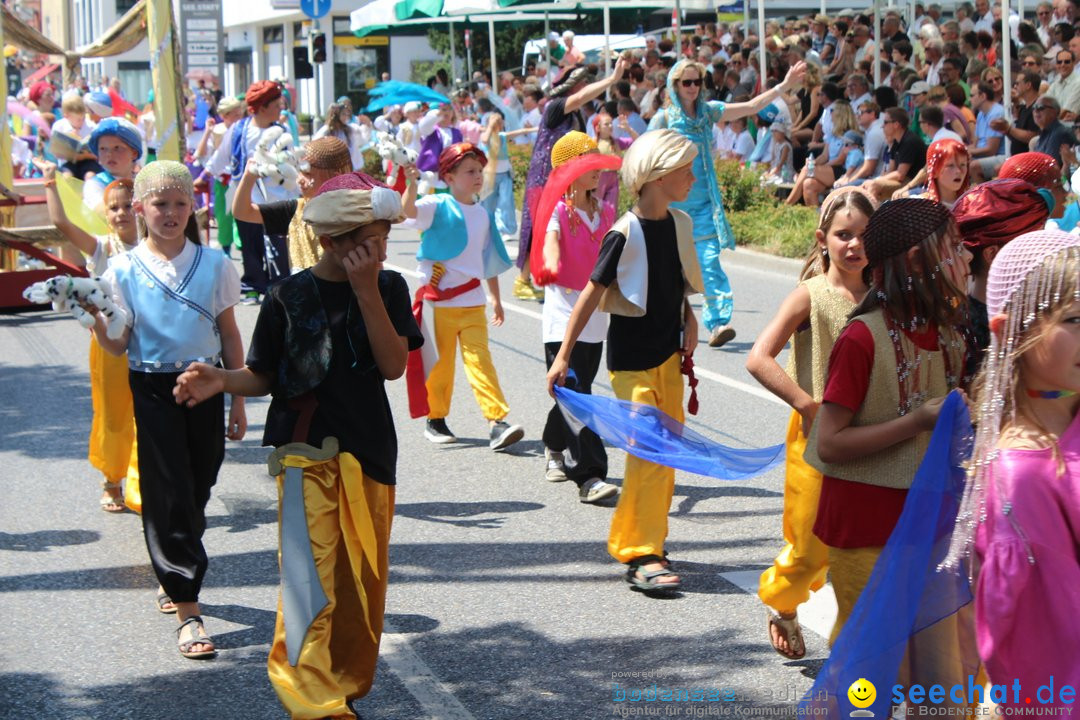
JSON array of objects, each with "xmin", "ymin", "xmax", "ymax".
[{"xmin": 847, "ymin": 678, "xmax": 876, "ymax": 710}]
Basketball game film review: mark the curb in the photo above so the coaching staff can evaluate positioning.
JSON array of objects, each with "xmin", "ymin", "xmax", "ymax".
[{"xmin": 723, "ymin": 245, "xmax": 803, "ymax": 276}]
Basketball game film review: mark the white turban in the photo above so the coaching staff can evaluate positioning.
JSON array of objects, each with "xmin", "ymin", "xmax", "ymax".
[{"xmin": 620, "ymin": 129, "xmax": 698, "ymax": 195}]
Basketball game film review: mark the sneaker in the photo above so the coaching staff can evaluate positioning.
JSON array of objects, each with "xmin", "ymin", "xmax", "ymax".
[
  {"xmin": 545, "ymin": 449, "xmax": 568, "ymax": 482},
  {"xmin": 579, "ymin": 478, "xmax": 619, "ymax": 504},
  {"xmin": 513, "ymin": 275, "xmax": 544, "ymax": 302},
  {"xmin": 708, "ymin": 325, "xmax": 736, "ymax": 348},
  {"xmin": 424, "ymin": 418, "xmax": 457, "ymax": 444},
  {"xmin": 489, "ymin": 420, "xmax": 524, "ymax": 451},
  {"xmin": 240, "ymin": 291, "xmax": 260, "ymax": 306}
]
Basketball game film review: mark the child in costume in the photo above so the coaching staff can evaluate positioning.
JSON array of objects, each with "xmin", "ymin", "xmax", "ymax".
[
  {"xmin": 36, "ymin": 160, "xmax": 141, "ymax": 514},
  {"xmin": 232, "ymin": 136, "xmax": 354, "ymax": 271},
  {"xmin": 746, "ymin": 187, "xmax": 876, "ymax": 659},
  {"xmin": 403, "ymin": 142, "xmax": 525, "ymax": 451},
  {"xmin": 175, "ymin": 172, "xmax": 422, "ymax": 719},
  {"xmin": 547, "ymin": 129, "xmax": 703, "ymax": 593},
  {"xmin": 593, "ymin": 111, "xmax": 634, "ymax": 211},
  {"xmin": 416, "ymin": 105, "xmax": 462, "ymax": 192},
  {"xmin": 808, "ymin": 198, "xmax": 972, "ymax": 644},
  {"xmin": 83, "ymin": 117, "xmax": 142, "ymax": 212},
  {"xmin": 943, "ymin": 230, "xmax": 1080, "ymax": 713},
  {"xmin": 89, "ymin": 160, "xmax": 246, "ymax": 658},
  {"xmin": 952, "ymin": 178, "xmax": 1053, "ymax": 365},
  {"xmin": 532, "ymin": 131, "xmax": 617, "ymax": 504},
  {"xmin": 193, "ymin": 94, "xmax": 246, "ymax": 258}
]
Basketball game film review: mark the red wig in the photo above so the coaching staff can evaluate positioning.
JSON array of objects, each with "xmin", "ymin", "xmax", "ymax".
[{"xmin": 924, "ymin": 139, "xmax": 970, "ymax": 203}]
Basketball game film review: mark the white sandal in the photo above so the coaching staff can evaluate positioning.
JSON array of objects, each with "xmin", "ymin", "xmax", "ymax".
[{"xmin": 766, "ymin": 608, "xmax": 806, "ymax": 659}]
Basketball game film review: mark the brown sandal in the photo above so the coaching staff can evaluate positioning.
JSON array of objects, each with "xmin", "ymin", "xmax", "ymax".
[
  {"xmin": 767, "ymin": 608, "xmax": 806, "ymax": 659},
  {"xmin": 176, "ymin": 616, "xmax": 216, "ymax": 659}
]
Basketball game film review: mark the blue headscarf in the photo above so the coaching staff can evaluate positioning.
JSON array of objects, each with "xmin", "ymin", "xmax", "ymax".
[
  {"xmin": 88, "ymin": 117, "xmax": 144, "ymax": 161},
  {"xmin": 648, "ymin": 59, "xmax": 735, "ymax": 248}
]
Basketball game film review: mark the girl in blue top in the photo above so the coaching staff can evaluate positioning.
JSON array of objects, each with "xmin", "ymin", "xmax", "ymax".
[
  {"xmin": 649, "ymin": 59, "xmax": 807, "ymax": 348},
  {"xmin": 90, "ymin": 160, "xmax": 246, "ymax": 660}
]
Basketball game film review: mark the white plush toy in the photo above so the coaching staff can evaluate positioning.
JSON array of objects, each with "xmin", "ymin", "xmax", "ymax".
[
  {"xmin": 252, "ymin": 126, "xmax": 302, "ymax": 194},
  {"xmin": 375, "ymin": 131, "xmax": 418, "ymax": 189},
  {"xmin": 23, "ymin": 275, "xmax": 127, "ymax": 339}
]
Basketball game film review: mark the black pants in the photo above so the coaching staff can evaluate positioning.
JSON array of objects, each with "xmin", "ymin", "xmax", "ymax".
[
  {"xmin": 235, "ymin": 219, "xmax": 289, "ymax": 295},
  {"xmin": 129, "ymin": 370, "xmax": 224, "ymax": 603},
  {"xmin": 543, "ymin": 341, "xmax": 607, "ymax": 486}
]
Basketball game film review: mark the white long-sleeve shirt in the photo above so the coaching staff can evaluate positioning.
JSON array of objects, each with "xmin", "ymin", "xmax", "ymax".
[{"xmin": 206, "ymin": 120, "xmax": 300, "ymax": 204}]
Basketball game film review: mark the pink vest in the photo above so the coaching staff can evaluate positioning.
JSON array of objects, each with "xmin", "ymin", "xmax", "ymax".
[{"xmin": 554, "ymin": 200, "xmax": 615, "ymax": 291}]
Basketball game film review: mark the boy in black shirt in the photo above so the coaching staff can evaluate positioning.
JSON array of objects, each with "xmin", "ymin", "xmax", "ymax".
[
  {"xmin": 547, "ymin": 129, "xmax": 703, "ymax": 594},
  {"xmin": 174, "ymin": 172, "xmax": 421, "ymax": 719}
]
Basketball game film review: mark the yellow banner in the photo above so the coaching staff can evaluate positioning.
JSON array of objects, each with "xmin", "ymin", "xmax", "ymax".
[
  {"xmin": 0, "ymin": 13, "xmax": 12, "ymax": 207},
  {"xmin": 147, "ymin": 0, "xmax": 184, "ymax": 161},
  {"xmin": 335, "ymin": 35, "xmax": 389, "ymax": 46}
]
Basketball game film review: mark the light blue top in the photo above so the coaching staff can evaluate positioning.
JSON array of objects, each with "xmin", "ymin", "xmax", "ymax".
[
  {"xmin": 975, "ymin": 103, "xmax": 1006, "ymax": 156},
  {"xmin": 647, "ymin": 61, "xmax": 736, "ymax": 248},
  {"xmin": 111, "ymin": 243, "xmax": 225, "ymax": 372},
  {"xmin": 417, "ymin": 194, "xmax": 512, "ymax": 279}
]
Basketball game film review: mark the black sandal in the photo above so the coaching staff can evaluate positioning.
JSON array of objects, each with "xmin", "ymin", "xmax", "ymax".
[
  {"xmin": 625, "ymin": 555, "xmax": 681, "ymax": 593},
  {"xmin": 176, "ymin": 616, "xmax": 216, "ymax": 659}
]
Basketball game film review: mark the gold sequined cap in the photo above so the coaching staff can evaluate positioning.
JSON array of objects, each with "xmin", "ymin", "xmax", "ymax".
[
  {"xmin": 133, "ymin": 160, "xmax": 195, "ymax": 203},
  {"xmin": 551, "ymin": 131, "xmax": 598, "ymax": 169}
]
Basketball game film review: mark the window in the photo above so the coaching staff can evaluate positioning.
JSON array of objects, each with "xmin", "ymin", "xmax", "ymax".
[
  {"xmin": 116, "ymin": 0, "xmax": 138, "ymax": 14},
  {"xmin": 118, "ymin": 61, "xmax": 152, "ymax": 108}
]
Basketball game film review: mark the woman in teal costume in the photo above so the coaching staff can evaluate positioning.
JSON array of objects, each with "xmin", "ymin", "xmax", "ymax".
[{"xmin": 648, "ymin": 59, "xmax": 806, "ymax": 347}]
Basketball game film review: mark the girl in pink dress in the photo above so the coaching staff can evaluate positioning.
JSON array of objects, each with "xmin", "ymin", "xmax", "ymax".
[{"xmin": 945, "ymin": 230, "xmax": 1080, "ymax": 712}]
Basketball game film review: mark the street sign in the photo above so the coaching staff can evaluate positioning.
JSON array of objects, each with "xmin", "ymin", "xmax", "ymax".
[
  {"xmin": 300, "ymin": 0, "xmax": 330, "ymax": 19},
  {"xmin": 179, "ymin": 1, "xmax": 223, "ymax": 83}
]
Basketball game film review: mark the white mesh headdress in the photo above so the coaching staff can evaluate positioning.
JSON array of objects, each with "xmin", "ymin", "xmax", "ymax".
[
  {"xmin": 942, "ymin": 230, "xmax": 1080, "ymax": 570},
  {"xmin": 133, "ymin": 160, "xmax": 195, "ymax": 203}
]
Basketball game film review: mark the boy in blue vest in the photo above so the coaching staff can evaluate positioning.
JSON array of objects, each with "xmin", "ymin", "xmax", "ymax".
[
  {"xmin": 206, "ymin": 80, "xmax": 297, "ymax": 303},
  {"xmin": 402, "ymin": 142, "xmax": 525, "ymax": 451},
  {"xmin": 174, "ymin": 171, "xmax": 422, "ymax": 718}
]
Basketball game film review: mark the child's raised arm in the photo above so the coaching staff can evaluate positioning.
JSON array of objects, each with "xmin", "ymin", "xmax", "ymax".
[
  {"xmin": 746, "ymin": 284, "xmax": 818, "ymax": 431},
  {"xmin": 34, "ymin": 158, "xmax": 99, "ymax": 258}
]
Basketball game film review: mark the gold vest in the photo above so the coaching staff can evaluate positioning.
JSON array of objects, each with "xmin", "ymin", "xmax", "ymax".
[
  {"xmin": 287, "ymin": 198, "xmax": 321, "ymax": 271},
  {"xmin": 598, "ymin": 208, "xmax": 703, "ymax": 317},
  {"xmin": 785, "ymin": 274, "xmax": 858, "ymax": 403},
  {"xmin": 804, "ymin": 308, "xmax": 949, "ymax": 489}
]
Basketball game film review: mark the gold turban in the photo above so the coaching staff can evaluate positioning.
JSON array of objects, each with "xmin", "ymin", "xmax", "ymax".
[
  {"xmin": 551, "ymin": 131, "xmax": 597, "ymax": 169},
  {"xmin": 619, "ymin": 129, "xmax": 698, "ymax": 195}
]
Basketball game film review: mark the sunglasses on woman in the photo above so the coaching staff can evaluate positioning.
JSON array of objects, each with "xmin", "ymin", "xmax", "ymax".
[{"xmin": 681, "ymin": 78, "xmax": 704, "ymax": 87}]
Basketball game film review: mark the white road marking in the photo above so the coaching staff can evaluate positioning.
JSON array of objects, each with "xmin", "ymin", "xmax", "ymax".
[
  {"xmin": 717, "ymin": 570, "xmax": 838, "ymax": 642},
  {"xmin": 384, "ymin": 262, "xmax": 786, "ymax": 406},
  {"xmin": 381, "ymin": 620, "xmax": 479, "ymax": 720}
]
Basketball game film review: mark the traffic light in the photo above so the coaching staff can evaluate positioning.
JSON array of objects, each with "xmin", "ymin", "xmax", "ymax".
[
  {"xmin": 310, "ymin": 32, "xmax": 326, "ymax": 63},
  {"xmin": 293, "ymin": 45, "xmax": 313, "ymax": 79}
]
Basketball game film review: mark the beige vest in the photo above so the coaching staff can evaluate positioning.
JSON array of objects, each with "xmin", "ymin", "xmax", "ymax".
[
  {"xmin": 598, "ymin": 208, "xmax": 703, "ymax": 318},
  {"xmin": 786, "ymin": 274, "xmax": 859, "ymax": 403},
  {"xmin": 804, "ymin": 309, "xmax": 949, "ymax": 489}
]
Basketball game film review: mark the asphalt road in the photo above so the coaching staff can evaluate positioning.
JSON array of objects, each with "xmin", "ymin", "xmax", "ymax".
[{"xmin": 0, "ymin": 222, "xmax": 835, "ymax": 720}]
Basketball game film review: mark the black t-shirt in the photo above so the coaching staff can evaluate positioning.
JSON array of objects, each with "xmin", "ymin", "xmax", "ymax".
[
  {"xmin": 543, "ymin": 97, "xmax": 585, "ymax": 133},
  {"xmin": 258, "ymin": 199, "xmax": 299, "ymax": 237},
  {"xmin": 246, "ymin": 269, "xmax": 423, "ymax": 485},
  {"xmin": 889, "ymin": 131, "xmax": 927, "ymax": 181},
  {"xmin": 590, "ymin": 213, "xmax": 684, "ymax": 372},
  {"xmin": 1034, "ymin": 120, "xmax": 1076, "ymax": 166},
  {"xmin": 1012, "ymin": 104, "xmax": 1038, "ymax": 156}
]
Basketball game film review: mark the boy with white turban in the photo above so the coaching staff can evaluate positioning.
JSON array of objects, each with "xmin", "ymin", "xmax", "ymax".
[
  {"xmin": 547, "ymin": 129, "xmax": 704, "ymax": 593},
  {"xmin": 174, "ymin": 172, "xmax": 422, "ymax": 719}
]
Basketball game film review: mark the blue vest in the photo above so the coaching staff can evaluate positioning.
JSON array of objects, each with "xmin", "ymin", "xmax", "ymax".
[
  {"xmin": 91, "ymin": 169, "xmax": 116, "ymax": 190},
  {"xmin": 112, "ymin": 243, "xmax": 225, "ymax": 372},
  {"xmin": 417, "ymin": 195, "xmax": 511, "ymax": 279}
]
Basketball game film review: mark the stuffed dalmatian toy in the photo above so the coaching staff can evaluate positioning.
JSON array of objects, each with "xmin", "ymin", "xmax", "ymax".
[
  {"xmin": 23, "ymin": 275, "xmax": 127, "ymax": 339},
  {"xmin": 251, "ymin": 126, "xmax": 301, "ymax": 194}
]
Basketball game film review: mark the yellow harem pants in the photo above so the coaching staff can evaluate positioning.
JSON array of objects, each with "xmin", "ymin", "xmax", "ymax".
[
  {"xmin": 87, "ymin": 335, "xmax": 141, "ymax": 513},
  {"xmin": 426, "ymin": 305, "xmax": 510, "ymax": 422},
  {"xmin": 758, "ymin": 410, "xmax": 829, "ymax": 614},
  {"xmin": 608, "ymin": 353, "xmax": 684, "ymax": 564},
  {"xmin": 829, "ymin": 546, "xmax": 981, "ymax": 705},
  {"xmin": 267, "ymin": 452, "xmax": 394, "ymax": 720}
]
